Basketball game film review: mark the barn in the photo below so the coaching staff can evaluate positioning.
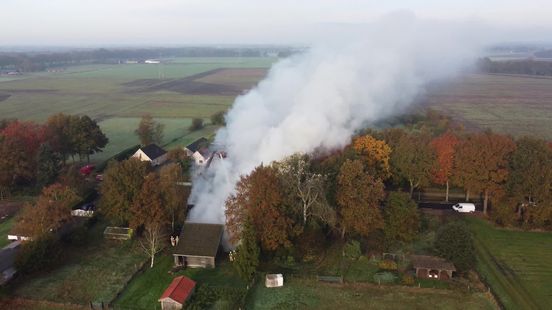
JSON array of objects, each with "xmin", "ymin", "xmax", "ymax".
[
  {"xmin": 173, "ymin": 223, "xmax": 224, "ymax": 268},
  {"xmin": 158, "ymin": 276, "xmax": 196, "ymax": 310},
  {"xmin": 132, "ymin": 144, "xmax": 168, "ymax": 166},
  {"xmin": 410, "ymin": 255, "xmax": 456, "ymax": 280}
]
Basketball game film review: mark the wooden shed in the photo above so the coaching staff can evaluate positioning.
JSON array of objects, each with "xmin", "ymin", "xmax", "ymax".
[
  {"xmin": 410, "ymin": 255, "xmax": 456, "ymax": 280},
  {"xmin": 173, "ymin": 223, "xmax": 224, "ymax": 268},
  {"xmin": 158, "ymin": 276, "xmax": 196, "ymax": 310}
]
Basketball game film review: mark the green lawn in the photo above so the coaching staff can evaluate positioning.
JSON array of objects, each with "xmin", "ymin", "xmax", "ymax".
[
  {"xmin": 467, "ymin": 217, "xmax": 552, "ymax": 310},
  {"xmin": 115, "ymin": 255, "xmax": 246, "ymax": 310},
  {"xmin": 11, "ymin": 222, "xmax": 146, "ymax": 305},
  {"xmin": 246, "ymin": 277, "xmax": 495, "ymax": 309},
  {"xmin": 0, "ymin": 217, "xmax": 16, "ymax": 248}
]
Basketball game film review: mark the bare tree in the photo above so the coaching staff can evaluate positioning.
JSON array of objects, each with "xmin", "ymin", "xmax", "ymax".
[{"xmin": 140, "ymin": 221, "xmax": 166, "ymax": 268}]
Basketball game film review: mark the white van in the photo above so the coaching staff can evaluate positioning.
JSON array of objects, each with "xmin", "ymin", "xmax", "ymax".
[{"xmin": 452, "ymin": 203, "xmax": 476, "ymax": 213}]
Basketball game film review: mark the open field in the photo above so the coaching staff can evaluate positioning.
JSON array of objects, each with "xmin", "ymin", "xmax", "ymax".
[
  {"xmin": 10, "ymin": 222, "xmax": 146, "ymax": 305},
  {"xmin": 115, "ymin": 255, "xmax": 245, "ymax": 309},
  {"xmin": 246, "ymin": 277, "xmax": 495, "ymax": 309},
  {"xmin": 467, "ymin": 217, "xmax": 552, "ymax": 309},
  {"xmin": 426, "ymin": 73, "xmax": 552, "ymax": 140},
  {"xmin": 0, "ymin": 217, "xmax": 15, "ymax": 248},
  {"xmin": 0, "ymin": 57, "xmax": 273, "ymax": 162}
]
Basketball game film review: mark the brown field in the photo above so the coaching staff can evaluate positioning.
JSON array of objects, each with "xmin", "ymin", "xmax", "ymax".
[
  {"xmin": 196, "ymin": 68, "xmax": 268, "ymax": 89},
  {"xmin": 425, "ymin": 73, "xmax": 552, "ymax": 140}
]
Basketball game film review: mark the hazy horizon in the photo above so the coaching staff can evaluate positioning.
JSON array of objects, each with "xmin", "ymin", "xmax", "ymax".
[{"xmin": 1, "ymin": 0, "xmax": 552, "ymax": 46}]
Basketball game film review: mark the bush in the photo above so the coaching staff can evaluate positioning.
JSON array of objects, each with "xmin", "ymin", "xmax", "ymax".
[
  {"xmin": 401, "ymin": 274, "xmax": 415, "ymax": 286},
  {"xmin": 186, "ymin": 285, "xmax": 246, "ymax": 310},
  {"xmin": 383, "ymin": 192, "xmax": 420, "ymax": 246},
  {"xmin": 378, "ymin": 260, "xmax": 398, "ymax": 271},
  {"xmin": 210, "ymin": 111, "xmax": 226, "ymax": 125},
  {"xmin": 189, "ymin": 118, "xmax": 204, "ymax": 131},
  {"xmin": 435, "ymin": 221, "xmax": 476, "ymax": 272},
  {"xmin": 15, "ymin": 234, "xmax": 62, "ymax": 274},
  {"xmin": 373, "ymin": 272, "xmax": 397, "ymax": 284},
  {"xmin": 343, "ymin": 240, "xmax": 362, "ymax": 260},
  {"xmin": 490, "ymin": 200, "xmax": 517, "ymax": 227}
]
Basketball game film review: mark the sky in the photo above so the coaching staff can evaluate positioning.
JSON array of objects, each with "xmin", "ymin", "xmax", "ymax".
[{"xmin": 1, "ymin": 0, "xmax": 552, "ymax": 46}]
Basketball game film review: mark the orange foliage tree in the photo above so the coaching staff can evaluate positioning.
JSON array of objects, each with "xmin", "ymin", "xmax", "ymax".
[
  {"xmin": 430, "ymin": 131, "xmax": 459, "ymax": 201},
  {"xmin": 452, "ymin": 132, "xmax": 515, "ymax": 214},
  {"xmin": 353, "ymin": 135, "xmax": 392, "ymax": 180},
  {"xmin": 337, "ymin": 159, "xmax": 385, "ymax": 238},
  {"xmin": 226, "ymin": 165, "xmax": 300, "ymax": 251}
]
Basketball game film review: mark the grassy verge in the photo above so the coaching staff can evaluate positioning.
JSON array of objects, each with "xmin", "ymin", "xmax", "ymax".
[
  {"xmin": 0, "ymin": 217, "xmax": 16, "ymax": 248},
  {"xmin": 246, "ymin": 277, "xmax": 495, "ymax": 309},
  {"xmin": 466, "ymin": 217, "xmax": 552, "ymax": 309}
]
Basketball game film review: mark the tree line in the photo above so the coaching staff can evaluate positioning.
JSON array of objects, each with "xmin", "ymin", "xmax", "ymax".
[
  {"xmin": 225, "ymin": 112, "xmax": 552, "ymax": 279},
  {"xmin": 0, "ymin": 114, "xmax": 107, "ymax": 196},
  {"xmin": 478, "ymin": 57, "xmax": 552, "ymax": 76}
]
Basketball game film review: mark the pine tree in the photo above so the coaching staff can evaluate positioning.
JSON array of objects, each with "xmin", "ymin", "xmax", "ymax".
[{"xmin": 233, "ymin": 219, "xmax": 259, "ymax": 282}]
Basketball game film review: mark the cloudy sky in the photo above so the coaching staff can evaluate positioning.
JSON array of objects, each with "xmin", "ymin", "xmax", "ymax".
[{"xmin": 1, "ymin": 0, "xmax": 551, "ymax": 45}]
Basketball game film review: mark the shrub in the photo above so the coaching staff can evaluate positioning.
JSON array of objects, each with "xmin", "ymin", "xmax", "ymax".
[
  {"xmin": 383, "ymin": 192, "xmax": 420, "ymax": 246},
  {"xmin": 401, "ymin": 274, "xmax": 415, "ymax": 286},
  {"xmin": 210, "ymin": 111, "xmax": 226, "ymax": 125},
  {"xmin": 373, "ymin": 272, "xmax": 397, "ymax": 284},
  {"xmin": 15, "ymin": 234, "xmax": 62, "ymax": 274},
  {"xmin": 490, "ymin": 200, "xmax": 517, "ymax": 227},
  {"xmin": 189, "ymin": 118, "xmax": 204, "ymax": 131},
  {"xmin": 434, "ymin": 221, "xmax": 476, "ymax": 272},
  {"xmin": 343, "ymin": 240, "xmax": 362, "ymax": 260},
  {"xmin": 378, "ymin": 259, "xmax": 398, "ymax": 271}
]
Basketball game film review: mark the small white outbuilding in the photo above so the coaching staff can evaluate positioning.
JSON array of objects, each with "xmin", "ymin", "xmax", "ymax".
[{"xmin": 265, "ymin": 274, "xmax": 284, "ymax": 288}]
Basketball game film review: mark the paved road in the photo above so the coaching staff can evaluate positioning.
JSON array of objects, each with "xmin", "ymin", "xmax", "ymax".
[{"xmin": 418, "ymin": 201, "xmax": 484, "ymax": 212}]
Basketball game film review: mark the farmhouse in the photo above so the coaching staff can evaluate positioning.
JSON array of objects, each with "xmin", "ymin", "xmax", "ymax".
[
  {"xmin": 410, "ymin": 255, "xmax": 456, "ymax": 280},
  {"xmin": 173, "ymin": 222, "xmax": 224, "ymax": 268},
  {"xmin": 132, "ymin": 144, "xmax": 168, "ymax": 166},
  {"xmin": 184, "ymin": 137, "xmax": 210, "ymax": 166},
  {"xmin": 158, "ymin": 276, "xmax": 196, "ymax": 310}
]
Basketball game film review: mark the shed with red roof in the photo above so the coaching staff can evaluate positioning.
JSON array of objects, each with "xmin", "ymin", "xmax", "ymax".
[{"xmin": 158, "ymin": 276, "xmax": 196, "ymax": 310}]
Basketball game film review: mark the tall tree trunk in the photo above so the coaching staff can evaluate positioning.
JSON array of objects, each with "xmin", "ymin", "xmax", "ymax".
[
  {"xmin": 341, "ymin": 227, "xmax": 346, "ymax": 239},
  {"xmin": 409, "ymin": 179, "xmax": 414, "ymax": 198},
  {"xmin": 445, "ymin": 181, "xmax": 449, "ymax": 202},
  {"xmin": 303, "ymin": 204, "xmax": 307, "ymax": 225},
  {"xmin": 465, "ymin": 189, "xmax": 470, "ymax": 201},
  {"xmin": 483, "ymin": 189, "xmax": 489, "ymax": 215}
]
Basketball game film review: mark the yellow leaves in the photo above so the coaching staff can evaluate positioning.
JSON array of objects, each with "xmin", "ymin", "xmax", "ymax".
[{"xmin": 353, "ymin": 135, "xmax": 392, "ymax": 179}]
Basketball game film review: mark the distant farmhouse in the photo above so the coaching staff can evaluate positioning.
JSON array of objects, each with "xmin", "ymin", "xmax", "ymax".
[
  {"xmin": 145, "ymin": 59, "xmax": 161, "ymax": 64},
  {"xmin": 184, "ymin": 138, "xmax": 210, "ymax": 166},
  {"xmin": 132, "ymin": 144, "xmax": 168, "ymax": 166},
  {"xmin": 173, "ymin": 223, "xmax": 224, "ymax": 268},
  {"xmin": 158, "ymin": 276, "xmax": 196, "ymax": 310}
]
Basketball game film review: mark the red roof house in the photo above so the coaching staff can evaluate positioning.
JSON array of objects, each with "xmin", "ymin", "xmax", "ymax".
[{"xmin": 158, "ymin": 276, "xmax": 196, "ymax": 310}]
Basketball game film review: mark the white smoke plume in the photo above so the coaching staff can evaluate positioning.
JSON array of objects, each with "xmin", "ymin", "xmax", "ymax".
[{"xmin": 188, "ymin": 13, "xmax": 486, "ymax": 227}]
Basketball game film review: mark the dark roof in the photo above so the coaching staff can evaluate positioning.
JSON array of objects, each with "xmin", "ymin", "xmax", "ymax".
[
  {"xmin": 185, "ymin": 138, "xmax": 209, "ymax": 153},
  {"xmin": 410, "ymin": 255, "xmax": 456, "ymax": 271},
  {"xmin": 0, "ymin": 247, "xmax": 17, "ymax": 272},
  {"xmin": 173, "ymin": 223, "xmax": 224, "ymax": 258},
  {"xmin": 159, "ymin": 276, "xmax": 196, "ymax": 304},
  {"xmin": 140, "ymin": 144, "xmax": 167, "ymax": 160}
]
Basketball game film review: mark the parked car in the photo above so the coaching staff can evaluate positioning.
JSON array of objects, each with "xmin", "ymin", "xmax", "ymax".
[
  {"xmin": 80, "ymin": 164, "xmax": 95, "ymax": 176},
  {"xmin": 452, "ymin": 203, "xmax": 476, "ymax": 213}
]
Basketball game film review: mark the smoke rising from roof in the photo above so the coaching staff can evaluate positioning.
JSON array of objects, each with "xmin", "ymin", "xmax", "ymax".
[{"xmin": 188, "ymin": 14, "xmax": 484, "ymax": 228}]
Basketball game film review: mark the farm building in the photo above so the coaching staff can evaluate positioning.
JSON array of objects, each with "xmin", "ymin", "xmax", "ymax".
[
  {"xmin": 132, "ymin": 144, "xmax": 168, "ymax": 166},
  {"xmin": 410, "ymin": 255, "xmax": 456, "ymax": 280},
  {"xmin": 173, "ymin": 223, "xmax": 224, "ymax": 268},
  {"xmin": 184, "ymin": 137, "xmax": 210, "ymax": 166},
  {"xmin": 103, "ymin": 227, "xmax": 133, "ymax": 240},
  {"xmin": 158, "ymin": 276, "xmax": 196, "ymax": 310}
]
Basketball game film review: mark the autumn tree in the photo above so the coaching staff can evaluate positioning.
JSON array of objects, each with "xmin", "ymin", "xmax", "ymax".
[
  {"xmin": 232, "ymin": 219, "xmax": 259, "ymax": 282},
  {"xmin": 383, "ymin": 192, "xmax": 420, "ymax": 246},
  {"xmin": 72, "ymin": 115, "xmax": 108, "ymax": 162},
  {"xmin": 36, "ymin": 143, "xmax": 61, "ymax": 187},
  {"xmin": 337, "ymin": 159, "xmax": 384, "ymax": 238},
  {"xmin": 275, "ymin": 154, "xmax": 335, "ymax": 227},
  {"xmin": 159, "ymin": 163, "xmax": 188, "ymax": 231},
  {"xmin": 430, "ymin": 131, "xmax": 459, "ymax": 201},
  {"xmin": 45, "ymin": 113, "xmax": 74, "ymax": 162},
  {"xmin": 508, "ymin": 137, "xmax": 552, "ymax": 225},
  {"xmin": 389, "ymin": 132, "xmax": 435, "ymax": 197},
  {"xmin": 353, "ymin": 135, "xmax": 392, "ymax": 180},
  {"xmin": 99, "ymin": 158, "xmax": 150, "ymax": 226},
  {"xmin": 452, "ymin": 132, "xmax": 515, "ymax": 214},
  {"xmin": 135, "ymin": 114, "xmax": 164, "ymax": 146},
  {"xmin": 133, "ymin": 173, "xmax": 169, "ymax": 267},
  {"xmin": 226, "ymin": 165, "xmax": 300, "ymax": 251},
  {"xmin": 14, "ymin": 183, "xmax": 80, "ymax": 239}
]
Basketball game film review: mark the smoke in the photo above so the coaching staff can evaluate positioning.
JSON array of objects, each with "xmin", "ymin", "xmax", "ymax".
[{"xmin": 188, "ymin": 13, "xmax": 485, "ymax": 226}]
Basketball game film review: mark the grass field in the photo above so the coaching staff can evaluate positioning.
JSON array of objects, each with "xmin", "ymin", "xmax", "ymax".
[
  {"xmin": 426, "ymin": 74, "xmax": 552, "ymax": 140},
  {"xmin": 467, "ymin": 217, "xmax": 552, "ymax": 309},
  {"xmin": 0, "ymin": 217, "xmax": 15, "ymax": 248},
  {"xmin": 246, "ymin": 277, "xmax": 495, "ymax": 309},
  {"xmin": 0, "ymin": 57, "xmax": 274, "ymax": 163},
  {"xmin": 11, "ymin": 222, "xmax": 146, "ymax": 305},
  {"xmin": 115, "ymin": 254, "xmax": 245, "ymax": 309}
]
